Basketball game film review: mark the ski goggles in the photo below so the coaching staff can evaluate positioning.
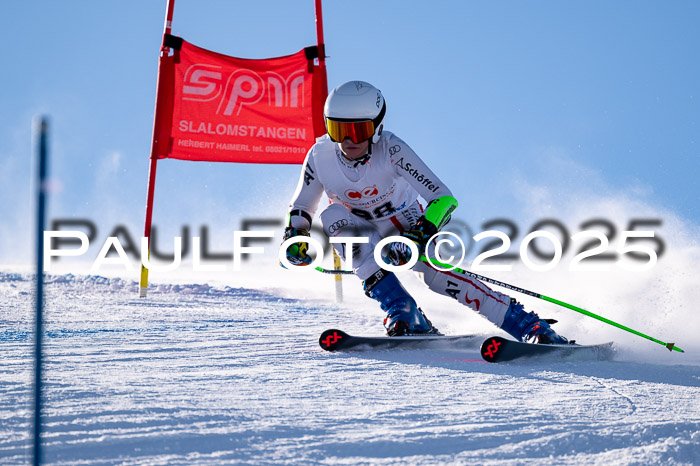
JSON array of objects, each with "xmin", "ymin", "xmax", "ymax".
[
  {"xmin": 325, "ymin": 101, "xmax": 386, "ymax": 143},
  {"xmin": 325, "ymin": 118, "xmax": 376, "ymax": 144}
]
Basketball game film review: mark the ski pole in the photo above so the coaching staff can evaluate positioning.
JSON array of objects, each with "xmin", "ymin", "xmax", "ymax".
[
  {"xmin": 312, "ymin": 257, "xmax": 684, "ymax": 352},
  {"xmin": 417, "ymin": 256, "xmax": 684, "ymax": 353},
  {"xmin": 315, "ymin": 265, "xmax": 353, "ymax": 275}
]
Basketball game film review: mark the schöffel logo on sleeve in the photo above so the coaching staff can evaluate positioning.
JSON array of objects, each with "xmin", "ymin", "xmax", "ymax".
[{"xmin": 394, "ymin": 157, "xmax": 440, "ymax": 193}]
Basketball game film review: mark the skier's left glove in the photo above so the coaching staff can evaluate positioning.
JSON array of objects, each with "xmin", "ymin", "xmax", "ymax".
[
  {"xmin": 281, "ymin": 227, "xmax": 312, "ymax": 267},
  {"xmin": 387, "ymin": 217, "xmax": 439, "ymax": 267}
]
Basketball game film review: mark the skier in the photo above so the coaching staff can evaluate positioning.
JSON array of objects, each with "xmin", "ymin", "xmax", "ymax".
[{"xmin": 282, "ymin": 80, "xmax": 568, "ymax": 344}]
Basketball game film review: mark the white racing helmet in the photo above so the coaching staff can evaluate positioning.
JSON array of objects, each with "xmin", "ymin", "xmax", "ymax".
[{"xmin": 324, "ymin": 81, "xmax": 386, "ymax": 144}]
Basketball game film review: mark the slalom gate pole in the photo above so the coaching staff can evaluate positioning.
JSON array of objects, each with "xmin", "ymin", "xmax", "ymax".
[
  {"xmin": 140, "ymin": 0, "xmax": 176, "ymax": 298},
  {"xmin": 332, "ymin": 250, "xmax": 344, "ymax": 302},
  {"xmin": 314, "ymin": 0, "xmax": 328, "ymax": 97},
  {"xmin": 313, "ymin": 255, "xmax": 683, "ymax": 353},
  {"xmin": 314, "ymin": 0, "xmax": 342, "ymax": 302},
  {"xmin": 33, "ymin": 117, "xmax": 50, "ymax": 465}
]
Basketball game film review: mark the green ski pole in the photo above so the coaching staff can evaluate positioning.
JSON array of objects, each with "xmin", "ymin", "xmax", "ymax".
[{"xmin": 418, "ymin": 256, "xmax": 684, "ymax": 353}]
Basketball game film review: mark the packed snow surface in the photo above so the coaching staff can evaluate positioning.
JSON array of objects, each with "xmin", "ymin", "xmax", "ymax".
[{"xmin": 1, "ymin": 270, "xmax": 698, "ymax": 464}]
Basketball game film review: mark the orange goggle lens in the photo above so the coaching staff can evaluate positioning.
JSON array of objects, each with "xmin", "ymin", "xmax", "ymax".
[{"xmin": 325, "ymin": 119, "xmax": 375, "ymax": 144}]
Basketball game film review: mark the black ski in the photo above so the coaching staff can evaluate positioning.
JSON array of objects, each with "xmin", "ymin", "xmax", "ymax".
[
  {"xmin": 319, "ymin": 329, "xmax": 479, "ymax": 352},
  {"xmin": 480, "ymin": 335, "xmax": 615, "ymax": 363}
]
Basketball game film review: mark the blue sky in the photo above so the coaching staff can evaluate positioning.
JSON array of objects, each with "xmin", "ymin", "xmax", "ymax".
[{"xmin": 1, "ymin": 0, "xmax": 698, "ymax": 264}]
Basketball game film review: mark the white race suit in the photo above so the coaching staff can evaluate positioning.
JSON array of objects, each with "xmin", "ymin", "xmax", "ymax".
[{"xmin": 288, "ymin": 131, "xmax": 512, "ymax": 327}]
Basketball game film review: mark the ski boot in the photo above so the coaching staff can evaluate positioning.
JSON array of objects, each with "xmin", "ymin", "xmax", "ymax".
[
  {"xmin": 363, "ymin": 269, "xmax": 439, "ymax": 336},
  {"xmin": 500, "ymin": 300, "xmax": 569, "ymax": 344}
]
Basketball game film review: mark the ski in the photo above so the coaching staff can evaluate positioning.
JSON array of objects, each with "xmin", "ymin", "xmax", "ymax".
[
  {"xmin": 319, "ymin": 329, "xmax": 480, "ymax": 352},
  {"xmin": 480, "ymin": 335, "xmax": 615, "ymax": 363}
]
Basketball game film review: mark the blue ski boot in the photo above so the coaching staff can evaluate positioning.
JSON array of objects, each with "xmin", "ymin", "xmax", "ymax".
[
  {"xmin": 500, "ymin": 300, "xmax": 569, "ymax": 344},
  {"xmin": 363, "ymin": 269, "xmax": 438, "ymax": 336}
]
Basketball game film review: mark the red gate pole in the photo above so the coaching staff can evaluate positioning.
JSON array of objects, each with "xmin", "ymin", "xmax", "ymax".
[
  {"xmin": 140, "ymin": 0, "xmax": 176, "ymax": 298},
  {"xmin": 314, "ymin": 0, "xmax": 328, "ymax": 98},
  {"xmin": 314, "ymin": 0, "xmax": 343, "ymax": 302}
]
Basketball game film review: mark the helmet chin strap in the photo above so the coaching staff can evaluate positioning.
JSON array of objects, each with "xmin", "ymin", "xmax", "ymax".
[
  {"xmin": 338, "ymin": 136, "xmax": 374, "ymax": 167},
  {"xmin": 353, "ymin": 153, "xmax": 371, "ymax": 167},
  {"xmin": 354, "ymin": 133, "xmax": 378, "ymax": 166},
  {"xmin": 337, "ymin": 145, "xmax": 371, "ymax": 168}
]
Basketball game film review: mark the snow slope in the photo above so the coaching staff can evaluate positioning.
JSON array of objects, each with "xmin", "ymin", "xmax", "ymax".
[{"xmin": 1, "ymin": 270, "xmax": 698, "ymax": 465}]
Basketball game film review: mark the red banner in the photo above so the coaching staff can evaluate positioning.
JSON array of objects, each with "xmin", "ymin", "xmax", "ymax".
[{"xmin": 154, "ymin": 37, "xmax": 326, "ymax": 164}]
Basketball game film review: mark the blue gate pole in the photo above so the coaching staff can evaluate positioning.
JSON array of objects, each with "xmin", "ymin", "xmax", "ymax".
[{"xmin": 33, "ymin": 117, "xmax": 49, "ymax": 465}]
